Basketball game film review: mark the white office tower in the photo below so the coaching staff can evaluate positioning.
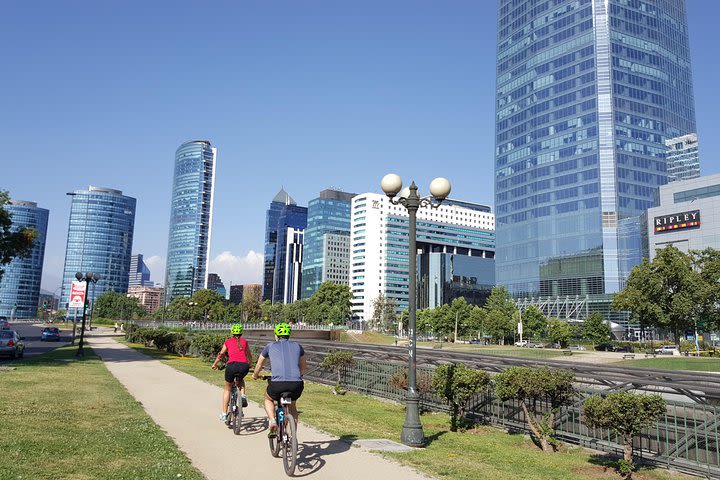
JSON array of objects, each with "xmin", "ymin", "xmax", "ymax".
[{"xmin": 349, "ymin": 193, "xmax": 495, "ymax": 322}]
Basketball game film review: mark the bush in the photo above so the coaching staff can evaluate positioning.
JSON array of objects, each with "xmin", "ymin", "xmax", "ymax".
[
  {"xmin": 432, "ymin": 363, "xmax": 490, "ymax": 431},
  {"xmin": 388, "ymin": 369, "xmax": 434, "ymax": 395},
  {"xmin": 321, "ymin": 351, "xmax": 355, "ymax": 394},
  {"xmin": 191, "ymin": 333, "xmax": 226, "ymax": 361},
  {"xmin": 172, "ymin": 338, "xmax": 192, "ymax": 356}
]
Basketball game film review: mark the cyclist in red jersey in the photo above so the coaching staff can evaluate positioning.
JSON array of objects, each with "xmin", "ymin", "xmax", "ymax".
[{"xmin": 212, "ymin": 323, "xmax": 252, "ymax": 422}]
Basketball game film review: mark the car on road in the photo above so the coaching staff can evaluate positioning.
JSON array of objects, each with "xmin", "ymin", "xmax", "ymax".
[
  {"xmin": 527, "ymin": 343, "xmax": 543, "ymax": 348},
  {"xmin": 514, "ymin": 340, "xmax": 528, "ymax": 347},
  {"xmin": 41, "ymin": 327, "xmax": 61, "ymax": 342},
  {"xmin": 0, "ymin": 318, "xmax": 9, "ymax": 330},
  {"xmin": 655, "ymin": 345, "xmax": 680, "ymax": 355},
  {"xmin": 569, "ymin": 345, "xmax": 586, "ymax": 351},
  {"xmin": 0, "ymin": 330, "xmax": 24, "ymax": 359}
]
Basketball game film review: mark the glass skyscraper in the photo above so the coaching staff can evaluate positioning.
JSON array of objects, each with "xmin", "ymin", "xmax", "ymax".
[
  {"xmin": 494, "ymin": 0, "xmax": 697, "ymax": 299},
  {"xmin": 665, "ymin": 133, "xmax": 700, "ymax": 182},
  {"xmin": 301, "ymin": 189, "xmax": 355, "ymax": 299},
  {"xmin": 165, "ymin": 140, "xmax": 217, "ymax": 302},
  {"xmin": 60, "ymin": 186, "xmax": 136, "ymax": 311},
  {"xmin": 129, "ymin": 254, "xmax": 151, "ymax": 287},
  {"xmin": 262, "ymin": 189, "xmax": 307, "ymax": 303},
  {"xmin": 0, "ymin": 200, "xmax": 49, "ymax": 318}
]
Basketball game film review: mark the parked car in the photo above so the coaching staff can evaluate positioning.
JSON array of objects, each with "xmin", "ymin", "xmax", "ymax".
[
  {"xmin": 0, "ymin": 330, "xmax": 24, "ymax": 359},
  {"xmin": 544, "ymin": 342, "xmax": 562, "ymax": 349},
  {"xmin": 655, "ymin": 345, "xmax": 680, "ymax": 355},
  {"xmin": 528, "ymin": 343, "xmax": 543, "ymax": 348},
  {"xmin": 514, "ymin": 340, "xmax": 528, "ymax": 347},
  {"xmin": 569, "ymin": 345, "xmax": 586, "ymax": 351},
  {"xmin": 469, "ymin": 339, "xmax": 483, "ymax": 344},
  {"xmin": 41, "ymin": 327, "xmax": 61, "ymax": 342}
]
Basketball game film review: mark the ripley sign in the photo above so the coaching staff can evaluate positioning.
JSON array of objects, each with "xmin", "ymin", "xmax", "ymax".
[{"xmin": 654, "ymin": 209, "xmax": 700, "ymax": 234}]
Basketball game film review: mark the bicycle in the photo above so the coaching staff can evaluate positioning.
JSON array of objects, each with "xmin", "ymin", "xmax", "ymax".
[
  {"xmin": 262, "ymin": 375, "xmax": 298, "ymax": 476},
  {"xmin": 218, "ymin": 363, "xmax": 244, "ymax": 434}
]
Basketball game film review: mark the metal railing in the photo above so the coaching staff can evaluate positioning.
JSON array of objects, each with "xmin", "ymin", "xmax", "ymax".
[{"xmin": 129, "ymin": 320, "xmax": 345, "ymax": 331}]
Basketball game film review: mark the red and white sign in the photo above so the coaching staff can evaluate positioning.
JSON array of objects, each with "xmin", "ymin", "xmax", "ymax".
[{"xmin": 68, "ymin": 280, "xmax": 86, "ymax": 308}]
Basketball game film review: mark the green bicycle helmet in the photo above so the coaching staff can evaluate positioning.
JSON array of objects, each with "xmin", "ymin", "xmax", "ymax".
[
  {"xmin": 274, "ymin": 323, "xmax": 292, "ymax": 337},
  {"xmin": 230, "ymin": 323, "xmax": 244, "ymax": 335}
]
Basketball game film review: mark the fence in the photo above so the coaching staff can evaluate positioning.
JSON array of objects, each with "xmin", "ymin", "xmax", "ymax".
[
  {"xmin": 301, "ymin": 353, "xmax": 720, "ymax": 478},
  {"xmin": 130, "ymin": 320, "xmax": 345, "ymax": 331}
]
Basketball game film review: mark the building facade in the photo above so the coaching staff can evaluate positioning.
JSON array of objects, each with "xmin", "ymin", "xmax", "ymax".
[
  {"xmin": 0, "ymin": 200, "xmax": 49, "ymax": 318},
  {"xmin": 262, "ymin": 189, "xmax": 307, "ymax": 303},
  {"xmin": 127, "ymin": 286, "xmax": 165, "ymax": 312},
  {"xmin": 129, "ymin": 254, "xmax": 151, "ymax": 287},
  {"xmin": 60, "ymin": 186, "xmax": 136, "ymax": 312},
  {"xmin": 229, "ymin": 283, "xmax": 262, "ymax": 305},
  {"xmin": 666, "ymin": 133, "xmax": 700, "ymax": 183},
  {"xmin": 279, "ymin": 227, "xmax": 304, "ymax": 304},
  {"xmin": 349, "ymin": 193, "xmax": 495, "ymax": 321},
  {"xmin": 165, "ymin": 140, "xmax": 217, "ymax": 302},
  {"xmin": 206, "ymin": 273, "xmax": 226, "ymax": 299},
  {"xmin": 647, "ymin": 174, "xmax": 720, "ymax": 258},
  {"xmin": 301, "ymin": 189, "xmax": 355, "ymax": 299},
  {"xmin": 494, "ymin": 0, "xmax": 697, "ymax": 302}
]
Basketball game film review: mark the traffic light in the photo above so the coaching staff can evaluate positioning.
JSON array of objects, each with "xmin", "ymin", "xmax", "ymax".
[{"xmin": 43, "ymin": 301, "xmax": 47, "ymax": 310}]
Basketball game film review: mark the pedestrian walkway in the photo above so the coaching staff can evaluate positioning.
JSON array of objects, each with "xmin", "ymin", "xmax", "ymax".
[{"xmin": 88, "ymin": 332, "xmax": 432, "ymax": 480}]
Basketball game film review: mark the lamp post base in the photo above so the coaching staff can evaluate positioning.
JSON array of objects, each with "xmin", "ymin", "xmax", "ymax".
[{"xmin": 400, "ymin": 393, "xmax": 425, "ymax": 447}]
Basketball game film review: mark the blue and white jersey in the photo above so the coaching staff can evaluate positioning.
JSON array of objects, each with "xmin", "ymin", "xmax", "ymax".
[{"xmin": 261, "ymin": 339, "xmax": 305, "ymax": 381}]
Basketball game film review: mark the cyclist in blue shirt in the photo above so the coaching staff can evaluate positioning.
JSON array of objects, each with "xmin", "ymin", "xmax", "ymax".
[{"xmin": 252, "ymin": 323, "xmax": 306, "ymax": 437}]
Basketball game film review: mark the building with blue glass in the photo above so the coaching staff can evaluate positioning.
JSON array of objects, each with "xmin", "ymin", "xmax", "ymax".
[
  {"xmin": 665, "ymin": 133, "xmax": 700, "ymax": 183},
  {"xmin": 262, "ymin": 189, "xmax": 307, "ymax": 303},
  {"xmin": 129, "ymin": 254, "xmax": 151, "ymax": 287},
  {"xmin": 165, "ymin": 140, "xmax": 217, "ymax": 302},
  {"xmin": 0, "ymin": 200, "xmax": 49, "ymax": 319},
  {"xmin": 350, "ymin": 193, "xmax": 495, "ymax": 321},
  {"xmin": 60, "ymin": 186, "xmax": 136, "ymax": 312},
  {"xmin": 494, "ymin": 0, "xmax": 697, "ymax": 307},
  {"xmin": 301, "ymin": 189, "xmax": 355, "ymax": 299}
]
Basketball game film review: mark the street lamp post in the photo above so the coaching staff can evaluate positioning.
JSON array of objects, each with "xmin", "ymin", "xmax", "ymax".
[
  {"xmin": 75, "ymin": 271, "xmax": 100, "ymax": 357},
  {"xmin": 381, "ymin": 173, "xmax": 451, "ymax": 448}
]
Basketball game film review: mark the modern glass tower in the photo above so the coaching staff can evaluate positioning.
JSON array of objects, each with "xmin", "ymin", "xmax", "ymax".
[
  {"xmin": 165, "ymin": 140, "xmax": 217, "ymax": 302},
  {"xmin": 60, "ymin": 186, "xmax": 136, "ymax": 310},
  {"xmin": 301, "ymin": 189, "xmax": 355, "ymax": 299},
  {"xmin": 129, "ymin": 254, "xmax": 151, "ymax": 287},
  {"xmin": 665, "ymin": 133, "xmax": 700, "ymax": 182},
  {"xmin": 262, "ymin": 189, "xmax": 307, "ymax": 303},
  {"xmin": 494, "ymin": 0, "xmax": 697, "ymax": 300},
  {"xmin": 0, "ymin": 200, "xmax": 49, "ymax": 318}
]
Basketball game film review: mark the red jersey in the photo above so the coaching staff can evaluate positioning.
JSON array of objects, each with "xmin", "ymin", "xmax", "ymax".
[{"xmin": 224, "ymin": 337, "xmax": 250, "ymax": 364}]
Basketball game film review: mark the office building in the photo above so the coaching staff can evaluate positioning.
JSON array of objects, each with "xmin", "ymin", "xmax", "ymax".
[
  {"xmin": 0, "ymin": 200, "xmax": 49, "ymax": 318},
  {"xmin": 262, "ymin": 189, "xmax": 307, "ymax": 303},
  {"xmin": 230, "ymin": 283, "xmax": 261, "ymax": 305},
  {"xmin": 350, "ymin": 193, "xmax": 495, "ymax": 321},
  {"xmin": 301, "ymin": 189, "xmax": 355, "ymax": 299},
  {"xmin": 60, "ymin": 186, "xmax": 136, "ymax": 311},
  {"xmin": 165, "ymin": 140, "xmax": 217, "ymax": 302},
  {"xmin": 129, "ymin": 254, "xmax": 151, "ymax": 287},
  {"xmin": 494, "ymin": 0, "xmax": 698, "ymax": 307},
  {"xmin": 647, "ymin": 174, "xmax": 720, "ymax": 258},
  {"xmin": 207, "ymin": 273, "xmax": 226, "ymax": 299},
  {"xmin": 127, "ymin": 286, "xmax": 165, "ymax": 312},
  {"xmin": 278, "ymin": 227, "xmax": 304, "ymax": 304},
  {"xmin": 666, "ymin": 133, "xmax": 700, "ymax": 183},
  {"xmin": 229, "ymin": 284, "xmax": 243, "ymax": 304}
]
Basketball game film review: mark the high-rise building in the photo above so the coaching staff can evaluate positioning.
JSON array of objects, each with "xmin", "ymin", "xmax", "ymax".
[
  {"xmin": 0, "ymin": 200, "xmax": 49, "ymax": 318},
  {"xmin": 229, "ymin": 283, "xmax": 262, "ymax": 305},
  {"xmin": 665, "ymin": 133, "xmax": 700, "ymax": 183},
  {"xmin": 494, "ymin": 0, "xmax": 697, "ymax": 303},
  {"xmin": 127, "ymin": 286, "xmax": 165, "ymax": 312},
  {"xmin": 207, "ymin": 273, "xmax": 226, "ymax": 299},
  {"xmin": 129, "ymin": 254, "xmax": 151, "ymax": 287},
  {"xmin": 165, "ymin": 140, "xmax": 217, "ymax": 302},
  {"xmin": 262, "ymin": 189, "xmax": 307, "ymax": 303},
  {"xmin": 301, "ymin": 189, "xmax": 355, "ymax": 299},
  {"xmin": 350, "ymin": 193, "xmax": 495, "ymax": 322},
  {"xmin": 278, "ymin": 227, "xmax": 304, "ymax": 304},
  {"xmin": 60, "ymin": 186, "xmax": 136, "ymax": 311}
]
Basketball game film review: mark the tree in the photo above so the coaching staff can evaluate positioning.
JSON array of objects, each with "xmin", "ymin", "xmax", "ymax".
[
  {"xmin": 241, "ymin": 287, "xmax": 262, "ymax": 322},
  {"xmin": 320, "ymin": 350, "xmax": 355, "ymax": 394},
  {"xmin": 94, "ymin": 291, "xmax": 147, "ymax": 320},
  {"xmin": 691, "ymin": 248, "xmax": 720, "ymax": 331},
  {"xmin": 584, "ymin": 393, "xmax": 666, "ymax": 478},
  {"xmin": 495, "ymin": 366, "xmax": 576, "ymax": 452},
  {"xmin": 309, "ymin": 282, "xmax": 352, "ymax": 324},
  {"xmin": 431, "ymin": 363, "xmax": 490, "ymax": 431},
  {"xmin": 482, "ymin": 286, "xmax": 517, "ymax": 344},
  {"xmin": 521, "ymin": 306, "xmax": 547, "ymax": 339},
  {"xmin": 581, "ymin": 312, "xmax": 611, "ymax": 347},
  {"xmin": 546, "ymin": 318, "xmax": 574, "ymax": 347},
  {"xmin": 0, "ymin": 191, "xmax": 37, "ymax": 282},
  {"xmin": 370, "ymin": 293, "xmax": 397, "ymax": 333}
]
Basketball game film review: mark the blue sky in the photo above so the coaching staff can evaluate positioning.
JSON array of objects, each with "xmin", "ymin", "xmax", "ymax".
[{"xmin": 2, "ymin": 1, "xmax": 719, "ymax": 292}]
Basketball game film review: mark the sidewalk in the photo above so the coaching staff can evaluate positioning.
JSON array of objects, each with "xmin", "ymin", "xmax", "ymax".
[{"xmin": 88, "ymin": 332, "xmax": 432, "ymax": 480}]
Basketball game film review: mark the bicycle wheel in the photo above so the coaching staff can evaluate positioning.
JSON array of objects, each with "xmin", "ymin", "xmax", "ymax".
[
  {"xmin": 233, "ymin": 394, "xmax": 243, "ymax": 435},
  {"xmin": 282, "ymin": 413, "xmax": 298, "ymax": 476},
  {"xmin": 269, "ymin": 413, "xmax": 281, "ymax": 457}
]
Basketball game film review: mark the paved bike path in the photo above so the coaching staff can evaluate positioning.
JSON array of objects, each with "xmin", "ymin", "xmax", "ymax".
[{"xmin": 88, "ymin": 332, "xmax": 431, "ymax": 480}]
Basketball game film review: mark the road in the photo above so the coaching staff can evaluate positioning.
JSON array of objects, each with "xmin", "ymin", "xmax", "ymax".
[{"xmin": 0, "ymin": 321, "xmax": 74, "ymax": 364}]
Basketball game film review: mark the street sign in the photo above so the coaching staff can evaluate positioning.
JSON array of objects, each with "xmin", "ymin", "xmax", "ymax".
[
  {"xmin": 517, "ymin": 322, "xmax": 523, "ymax": 336},
  {"xmin": 69, "ymin": 281, "xmax": 86, "ymax": 308}
]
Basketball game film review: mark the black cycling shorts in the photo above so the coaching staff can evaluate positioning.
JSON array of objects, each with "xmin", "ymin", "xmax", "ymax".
[
  {"xmin": 225, "ymin": 362, "xmax": 250, "ymax": 383},
  {"xmin": 267, "ymin": 381, "xmax": 304, "ymax": 401}
]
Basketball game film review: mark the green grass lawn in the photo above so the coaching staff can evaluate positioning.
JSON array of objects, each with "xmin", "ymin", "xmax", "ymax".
[
  {"xmin": 0, "ymin": 345, "xmax": 204, "ymax": 480},
  {"xmin": 125, "ymin": 341, "xmax": 687, "ymax": 480},
  {"xmin": 418, "ymin": 342, "xmax": 575, "ymax": 359},
  {"xmin": 613, "ymin": 356, "xmax": 720, "ymax": 372},
  {"xmin": 339, "ymin": 330, "xmax": 398, "ymax": 344}
]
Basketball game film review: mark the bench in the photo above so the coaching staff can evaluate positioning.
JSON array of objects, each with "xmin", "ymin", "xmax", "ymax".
[
  {"xmin": 562, "ymin": 350, "xmax": 572, "ymax": 356},
  {"xmin": 623, "ymin": 354, "xmax": 636, "ymax": 360}
]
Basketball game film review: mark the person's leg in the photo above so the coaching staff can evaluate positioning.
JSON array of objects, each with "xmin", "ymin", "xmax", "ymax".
[
  {"xmin": 222, "ymin": 382, "xmax": 231, "ymax": 414},
  {"xmin": 264, "ymin": 392, "xmax": 276, "ymax": 422}
]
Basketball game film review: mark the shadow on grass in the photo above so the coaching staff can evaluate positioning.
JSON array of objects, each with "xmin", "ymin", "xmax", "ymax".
[
  {"xmin": 291, "ymin": 434, "xmax": 358, "ymax": 477},
  {"xmin": 424, "ymin": 430, "xmax": 448, "ymax": 447}
]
